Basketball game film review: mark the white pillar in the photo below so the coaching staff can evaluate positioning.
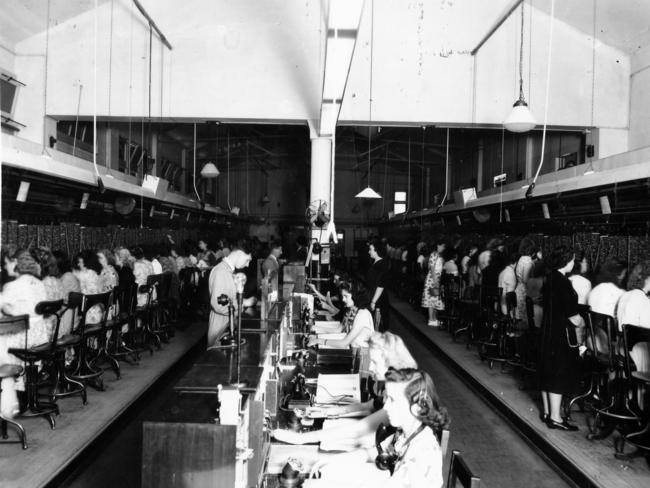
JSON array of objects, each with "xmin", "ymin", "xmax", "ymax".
[
  {"xmin": 310, "ymin": 137, "xmax": 332, "ymax": 209},
  {"xmin": 310, "ymin": 137, "xmax": 333, "ymax": 244}
]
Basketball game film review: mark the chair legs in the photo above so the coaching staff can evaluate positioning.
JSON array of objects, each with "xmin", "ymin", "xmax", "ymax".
[
  {"xmin": 50, "ymin": 350, "xmax": 87, "ymax": 405},
  {"xmin": 19, "ymin": 363, "xmax": 58, "ymax": 429},
  {"xmin": 69, "ymin": 338, "xmax": 105, "ymax": 391},
  {"xmin": 0, "ymin": 416, "xmax": 28, "ymax": 449},
  {"xmin": 90, "ymin": 332, "xmax": 121, "ymax": 380}
]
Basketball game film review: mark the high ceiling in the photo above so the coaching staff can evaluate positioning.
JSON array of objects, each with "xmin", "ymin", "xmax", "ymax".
[
  {"xmin": 535, "ymin": 0, "xmax": 650, "ymax": 55},
  {"xmin": 2, "ymin": 0, "xmax": 648, "ymax": 55},
  {"xmin": 0, "ymin": 0, "xmax": 111, "ymax": 48}
]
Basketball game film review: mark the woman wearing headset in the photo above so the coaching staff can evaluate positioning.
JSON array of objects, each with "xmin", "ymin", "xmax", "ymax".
[
  {"xmin": 273, "ymin": 332, "xmax": 417, "ymax": 448},
  {"xmin": 306, "ymin": 368, "xmax": 449, "ymax": 488}
]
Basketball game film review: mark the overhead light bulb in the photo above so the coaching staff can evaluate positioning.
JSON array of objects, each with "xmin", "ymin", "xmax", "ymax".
[
  {"xmin": 200, "ymin": 162, "xmax": 220, "ymax": 178},
  {"xmin": 355, "ymin": 186, "xmax": 382, "ymax": 199},
  {"xmin": 504, "ymin": 99, "xmax": 536, "ymax": 133}
]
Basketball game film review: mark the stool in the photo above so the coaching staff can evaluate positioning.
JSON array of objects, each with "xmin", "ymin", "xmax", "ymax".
[
  {"xmin": 68, "ymin": 291, "xmax": 112, "ymax": 391},
  {"xmin": 0, "ymin": 364, "xmax": 27, "ymax": 449},
  {"xmin": 6, "ymin": 310, "xmax": 59, "ymax": 429}
]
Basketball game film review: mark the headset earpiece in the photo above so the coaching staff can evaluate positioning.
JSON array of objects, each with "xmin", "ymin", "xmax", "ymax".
[{"xmin": 409, "ymin": 372, "xmax": 430, "ymax": 418}]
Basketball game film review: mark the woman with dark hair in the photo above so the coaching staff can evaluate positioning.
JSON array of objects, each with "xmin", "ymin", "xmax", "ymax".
[
  {"xmin": 52, "ymin": 250, "xmax": 80, "ymax": 336},
  {"xmin": 74, "ymin": 249, "xmax": 103, "ymax": 324},
  {"xmin": 538, "ymin": 246, "xmax": 582, "ymax": 431},
  {"xmin": 97, "ymin": 248, "xmax": 119, "ymax": 292},
  {"xmin": 442, "ymin": 247, "xmax": 459, "ymax": 277},
  {"xmin": 587, "ymin": 257, "xmax": 626, "ymax": 318},
  {"xmin": 308, "ymin": 367, "xmax": 449, "ymax": 487},
  {"xmin": 133, "ymin": 246, "xmax": 154, "ymax": 307},
  {"xmin": 568, "ymin": 252, "xmax": 592, "ymax": 305},
  {"xmin": 514, "ymin": 237, "xmax": 538, "ymax": 320},
  {"xmin": 1, "ymin": 245, "xmax": 19, "ymax": 285},
  {"xmin": 422, "ymin": 238, "xmax": 446, "ymax": 327},
  {"xmin": 526, "ymin": 258, "xmax": 546, "ymax": 328},
  {"xmin": 38, "ymin": 248, "xmax": 65, "ymax": 301},
  {"xmin": 308, "ymin": 282, "xmax": 374, "ymax": 349},
  {"xmin": 368, "ymin": 237, "xmax": 390, "ymax": 332}
]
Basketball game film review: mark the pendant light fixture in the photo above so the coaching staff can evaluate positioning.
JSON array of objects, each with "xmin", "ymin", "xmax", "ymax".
[
  {"xmin": 504, "ymin": 1, "xmax": 536, "ymax": 133},
  {"xmin": 356, "ymin": 0, "xmax": 381, "ymax": 199},
  {"xmin": 201, "ymin": 122, "xmax": 220, "ymax": 178}
]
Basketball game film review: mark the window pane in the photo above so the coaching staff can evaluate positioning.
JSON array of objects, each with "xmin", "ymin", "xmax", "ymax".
[
  {"xmin": 394, "ymin": 191, "xmax": 406, "ymax": 202},
  {"xmin": 394, "ymin": 203, "xmax": 407, "ymax": 214}
]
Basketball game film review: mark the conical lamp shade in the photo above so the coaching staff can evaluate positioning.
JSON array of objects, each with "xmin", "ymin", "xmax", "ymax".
[
  {"xmin": 200, "ymin": 162, "xmax": 220, "ymax": 178},
  {"xmin": 355, "ymin": 186, "xmax": 382, "ymax": 199},
  {"xmin": 504, "ymin": 99, "xmax": 536, "ymax": 133}
]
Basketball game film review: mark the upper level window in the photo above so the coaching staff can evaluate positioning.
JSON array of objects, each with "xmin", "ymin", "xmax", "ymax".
[{"xmin": 394, "ymin": 191, "xmax": 407, "ymax": 214}]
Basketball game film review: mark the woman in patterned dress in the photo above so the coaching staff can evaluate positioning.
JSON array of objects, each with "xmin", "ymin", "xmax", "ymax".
[{"xmin": 421, "ymin": 239, "xmax": 446, "ymax": 327}]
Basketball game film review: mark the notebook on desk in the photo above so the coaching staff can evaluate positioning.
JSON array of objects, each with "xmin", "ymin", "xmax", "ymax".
[{"xmin": 315, "ymin": 373, "xmax": 361, "ymax": 404}]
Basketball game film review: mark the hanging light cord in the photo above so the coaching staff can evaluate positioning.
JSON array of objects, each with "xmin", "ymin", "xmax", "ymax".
[
  {"xmin": 367, "ymin": 0, "xmax": 374, "ymax": 187},
  {"xmin": 436, "ymin": 128, "xmax": 450, "ymax": 212},
  {"xmin": 227, "ymin": 129, "xmax": 231, "ymax": 210},
  {"xmin": 193, "ymin": 122, "xmax": 200, "ymax": 201},
  {"xmin": 42, "ymin": 0, "xmax": 51, "ymax": 155},
  {"xmin": 407, "ymin": 136, "xmax": 411, "ymax": 212},
  {"xmin": 500, "ymin": 128, "xmax": 505, "ymax": 222},
  {"xmin": 517, "ymin": 2, "xmax": 525, "ymax": 101},
  {"xmin": 527, "ymin": 0, "xmax": 555, "ymax": 197},
  {"xmin": 93, "ymin": 0, "xmax": 99, "ymax": 179}
]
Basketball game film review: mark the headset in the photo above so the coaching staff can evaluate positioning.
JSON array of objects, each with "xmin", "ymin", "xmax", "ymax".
[
  {"xmin": 409, "ymin": 371, "xmax": 432, "ymax": 418},
  {"xmin": 375, "ymin": 371, "xmax": 429, "ymax": 474}
]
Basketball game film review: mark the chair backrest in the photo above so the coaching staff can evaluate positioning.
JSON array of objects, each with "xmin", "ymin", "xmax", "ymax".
[
  {"xmin": 525, "ymin": 296, "xmax": 536, "ymax": 330},
  {"xmin": 68, "ymin": 291, "xmax": 112, "ymax": 332},
  {"xmin": 586, "ymin": 310, "xmax": 618, "ymax": 371},
  {"xmin": 35, "ymin": 299, "xmax": 66, "ymax": 352},
  {"xmin": 0, "ymin": 314, "xmax": 30, "ymax": 338},
  {"xmin": 504, "ymin": 291, "xmax": 517, "ymax": 316},
  {"xmin": 621, "ymin": 323, "xmax": 650, "ymax": 380},
  {"xmin": 446, "ymin": 450, "xmax": 481, "ymax": 488},
  {"xmin": 145, "ymin": 273, "xmax": 163, "ymax": 305},
  {"xmin": 480, "ymin": 286, "xmax": 502, "ymax": 316}
]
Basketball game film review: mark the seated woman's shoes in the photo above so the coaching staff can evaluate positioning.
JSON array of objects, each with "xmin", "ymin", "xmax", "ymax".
[
  {"xmin": 539, "ymin": 413, "xmax": 549, "ymax": 424},
  {"xmin": 547, "ymin": 419, "xmax": 578, "ymax": 431}
]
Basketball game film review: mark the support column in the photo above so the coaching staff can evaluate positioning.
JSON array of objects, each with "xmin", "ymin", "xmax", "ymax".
[
  {"xmin": 309, "ymin": 137, "xmax": 333, "ymax": 243},
  {"xmin": 310, "ymin": 137, "xmax": 333, "ymax": 211}
]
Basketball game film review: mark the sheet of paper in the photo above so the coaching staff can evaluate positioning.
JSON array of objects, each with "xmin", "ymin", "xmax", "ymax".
[
  {"xmin": 313, "ymin": 321, "xmax": 342, "ymax": 334},
  {"xmin": 315, "ymin": 373, "xmax": 361, "ymax": 404},
  {"xmin": 316, "ymin": 333, "xmax": 347, "ymax": 349}
]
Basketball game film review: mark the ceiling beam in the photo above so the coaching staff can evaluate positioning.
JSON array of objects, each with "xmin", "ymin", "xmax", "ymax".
[{"xmin": 318, "ymin": 0, "xmax": 365, "ymax": 136}]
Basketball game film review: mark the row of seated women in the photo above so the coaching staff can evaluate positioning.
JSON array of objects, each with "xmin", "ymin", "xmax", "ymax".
[
  {"xmin": 426, "ymin": 237, "xmax": 650, "ymax": 434},
  {"xmin": 274, "ymin": 331, "xmax": 451, "ymax": 488},
  {"xmin": 0, "ymin": 241, "xmax": 210, "ymax": 421}
]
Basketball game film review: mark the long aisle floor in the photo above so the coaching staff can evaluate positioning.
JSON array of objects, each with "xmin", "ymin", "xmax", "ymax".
[{"xmin": 391, "ymin": 316, "xmax": 571, "ymax": 488}]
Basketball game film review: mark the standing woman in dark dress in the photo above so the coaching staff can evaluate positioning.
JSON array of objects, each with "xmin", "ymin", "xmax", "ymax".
[
  {"xmin": 367, "ymin": 237, "xmax": 390, "ymax": 332},
  {"xmin": 539, "ymin": 246, "xmax": 582, "ymax": 431}
]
